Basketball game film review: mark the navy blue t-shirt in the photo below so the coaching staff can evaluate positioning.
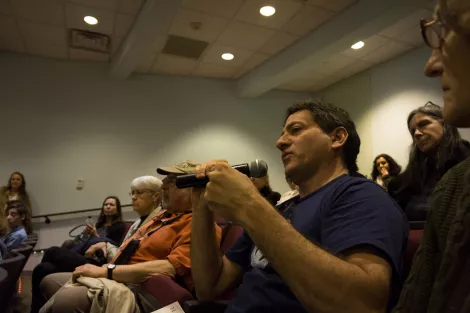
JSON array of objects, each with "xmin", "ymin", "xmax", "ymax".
[{"xmin": 225, "ymin": 175, "xmax": 408, "ymax": 313}]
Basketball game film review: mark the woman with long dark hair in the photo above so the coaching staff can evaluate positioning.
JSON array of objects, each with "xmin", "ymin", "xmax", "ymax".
[
  {"xmin": 388, "ymin": 102, "xmax": 470, "ymax": 222},
  {"xmin": 82, "ymin": 196, "xmax": 125, "ymax": 245},
  {"xmin": 370, "ymin": 154, "xmax": 402, "ymax": 190},
  {"xmin": 62, "ymin": 196, "xmax": 126, "ymax": 251},
  {"xmin": 0, "ymin": 172, "xmax": 32, "ymax": 215}
]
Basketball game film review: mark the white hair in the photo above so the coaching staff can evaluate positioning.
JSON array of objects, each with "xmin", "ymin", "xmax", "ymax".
[{"xmin": 131, "ymin": 176, "xmax": 162, "ymax": 191}]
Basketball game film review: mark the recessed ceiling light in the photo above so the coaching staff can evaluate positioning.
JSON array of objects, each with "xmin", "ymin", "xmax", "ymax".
[
  {"xmin": 260, "ymin": 6, "xmax": 276, "ymax": 17},
  {"xmin": 351, "ymin": 41, "xmax": 365, "ymax": 50},
  {"xmin": 221, "ymin": 53, "xmax": 234, "ymax": 60},
  {"xmin": 84, "ymin": 16, "xmax": 98, "ymax": 25}
]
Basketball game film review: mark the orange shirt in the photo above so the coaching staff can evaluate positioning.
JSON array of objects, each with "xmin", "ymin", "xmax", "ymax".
[{"xmin": 112, "ymin": 210, "xmax": 221, "ymax": 289}]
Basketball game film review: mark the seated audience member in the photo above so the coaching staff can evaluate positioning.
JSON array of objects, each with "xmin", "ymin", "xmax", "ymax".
[
  {"xmin": 251, "ymin": 173, "xmax": 281, "ymax": 206},
  {"xmin": 0, "ymin": 172, "xmax": 32, "ymax": 215},
  {"xmin": 371, "ymin": 154, "xmax": 402, "ymax": 191},
  {"xmin": 388, "ymin": 102, "xmax": 469, "ymax": 222},
  {"xmin": 394, "ymin": 1, "xmax": 470, "ymax": 312},
  {"xmin": 30, "ymin": 176, "xmax": 162, "ymax": 313},
  {"xmin": 85, "ymin": 177, "xmax": 165, "ymax": 260},
  {"xmin": 277, "ymin": 176, "xmax": 299, "ymax": 206},
  {"xmin": 62, "ymin": 196, "xmax": 126, "ymax": 251},
  {"xmin": 38, "ymin": 162, "xmax": 221, "ymax": 313},
  {"xmin": 191, "ymin": 101, "xmax": 408, "ymax": 313},
  {"xmin": 2, "ymin": 201, "xmax": 31, "ymax": 249}
]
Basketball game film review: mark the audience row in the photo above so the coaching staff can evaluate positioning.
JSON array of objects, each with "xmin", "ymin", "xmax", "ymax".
[{"xmin": 1, "ymin": 1, "xmax": 469, "ymax": 312}]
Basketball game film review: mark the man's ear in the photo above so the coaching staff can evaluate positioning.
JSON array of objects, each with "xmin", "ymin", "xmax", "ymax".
[
  {"xmin": 153, "ymin": 191, "xmax": 161, "ymax": 205},
  {"xmin": 330, "ymin": 127, "xmax": 348, "ymax": 150}
]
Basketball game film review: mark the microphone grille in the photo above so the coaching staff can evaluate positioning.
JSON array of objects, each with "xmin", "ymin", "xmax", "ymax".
[{"xmin": 249, "ymin": 159, "xmax": 268, "ymax": 177}]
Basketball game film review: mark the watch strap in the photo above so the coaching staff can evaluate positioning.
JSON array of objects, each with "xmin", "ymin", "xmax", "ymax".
[{"xmin": 107, "ymin": 265, "xmax": 115, "ymax": 280}]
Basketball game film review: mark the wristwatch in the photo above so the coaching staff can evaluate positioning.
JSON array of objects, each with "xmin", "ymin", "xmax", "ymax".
[{"xmin": 107, "ymin": 264, "xmax": 116, "ymax": 280}]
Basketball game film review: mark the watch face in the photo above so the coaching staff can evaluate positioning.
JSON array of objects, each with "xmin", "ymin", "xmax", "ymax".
[{"xmin": 108, "ymin": 264, "xmax": 116, "ymax": 269}]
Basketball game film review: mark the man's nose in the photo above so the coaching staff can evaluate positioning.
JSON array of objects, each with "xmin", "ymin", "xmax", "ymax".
[
  {"xmin": 276, "ymin": 136, "xmax": 290, "ymax": 151},
  {"xmin": 424, "ymin": 49, "xmax": 444, "ymax": 78}
]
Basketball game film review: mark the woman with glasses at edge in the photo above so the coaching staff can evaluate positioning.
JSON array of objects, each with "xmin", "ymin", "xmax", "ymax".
[{"xmin": 393, "ymin": 1, "xmax": 470, "ymax": 313}]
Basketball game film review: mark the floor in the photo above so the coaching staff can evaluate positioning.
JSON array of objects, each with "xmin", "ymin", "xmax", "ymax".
[{"xmin": 11, "ymin": 274, "xmax": 32, "ymax": 313}]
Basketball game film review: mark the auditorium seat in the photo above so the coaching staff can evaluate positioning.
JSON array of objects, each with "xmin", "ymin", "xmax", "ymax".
[
  {"xmin": 404, "ymin": 228, "xmax": 424, "ymax": 280},
  {"xmin": 140, "ymin": 275, "xmax": 194, "ymax": 308},
  {"xmin": 23, "ymin": 239, "xmax": 37, "ymax": 249},
  {"xmin": 122, "ymin": 221, "xmax": 134, "ymax": 242},
  {"xmin": 11, "ymin": 244, "xmax": 33, "ymax": 268},
  {"xmin": 0, "ymin": 252, "xmax": 25, "ymax": 308},
  {"xmin": 141, "ymin": 219, "xmax": 244, "ymax": 311},
  {"xmin": 0, "ymin": 267, "xmax": 8, "ymax": 307}
]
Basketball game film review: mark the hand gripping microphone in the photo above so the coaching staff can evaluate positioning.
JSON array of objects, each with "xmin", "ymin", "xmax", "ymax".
[{"xmin": 176, "ymin": 159, "xmax": 268, "ymax": 189}]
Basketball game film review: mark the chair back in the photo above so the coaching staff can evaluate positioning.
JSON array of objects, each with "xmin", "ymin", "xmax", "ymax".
[
  {"xmin": 220, "ymin": 223, "xmax": 244, "ymax": 253},
  {"xmin": 0, "ymin": 267, "xmax": 8, "ymax": 307},
  {"xmin": 11, "ymin": 244, "xmax": 33, "ymax": 268},
  {"xmin": 121, "ymin": 221, "xmax": 134, "ymax": 243},
  {"xmin": 215, "ymin": 216, "xmax": 244, "ymax": 253},
  {"xmin": 23, "ymin": 239, "xmax": 37, "ymax": 249},
  {"xmin": 141, "ymin": 275, "xmax": 194, "ymax": 309},
  {"xmin": 404, "ymin": 229, "xmax": 424, "ymax": 280},
  {"xmin": 0, "ymin": 252, "xmax": 25, "ymax": 308}
]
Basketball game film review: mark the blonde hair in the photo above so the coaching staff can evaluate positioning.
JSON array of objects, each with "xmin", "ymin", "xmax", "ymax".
[{"xmin": 131, "ymin": 176, "xmax": 162, "ymax": 191}]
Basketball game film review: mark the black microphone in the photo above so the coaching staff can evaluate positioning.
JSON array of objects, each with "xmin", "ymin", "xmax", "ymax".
[{"xmin": 176, "ymin": 159, "xmax": 268, "ymax": 189}]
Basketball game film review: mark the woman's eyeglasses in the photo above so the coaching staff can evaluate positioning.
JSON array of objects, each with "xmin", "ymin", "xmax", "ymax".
[
  {"xmin": 420, "ymin": 19, "xmax": 446, "ymax": 49},
  {"xmin": 421, "ymin": 1, "xmax": 470, "ymax": 50},
  {"xmin": 129, "ymin": 189, "xmax": 153, "ymax": 197}
]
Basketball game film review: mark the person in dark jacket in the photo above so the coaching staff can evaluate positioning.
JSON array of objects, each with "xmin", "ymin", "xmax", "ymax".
[
  {"xmin": 61, "ymin": 196, "xmax": 126, "ymax": 251},
  {"xmin": 388, "ymin": 102, "xmax": 470, "ymax": 222}
]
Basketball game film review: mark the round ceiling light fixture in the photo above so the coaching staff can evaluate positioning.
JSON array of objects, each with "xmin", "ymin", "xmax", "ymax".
[
  {"xmin": 351, "ymin": 41, "xmax": 365, "ymax": 50},
  {"xmin": 260, "ymin": 6, "xmax": 276, "ymax": 17},
  {"xmin": 84, "ymin": 16, "xmax": 98, "ymax": 25},
  {"xmin": 221, "ymin": 53, "xmax": 234, "ymax": 60}
]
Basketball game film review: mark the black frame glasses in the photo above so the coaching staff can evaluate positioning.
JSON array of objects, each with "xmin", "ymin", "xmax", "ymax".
[
  {"xmin": 420, "ymin": 19, "xmax": 445, "ymax": 49},
  {"xmin": 129, "ymin": 189, "xmax": 153, "ymax": 197},
  {"xmin": 421, "ymin": 0, "xmax": 470, "ymax": 49}
]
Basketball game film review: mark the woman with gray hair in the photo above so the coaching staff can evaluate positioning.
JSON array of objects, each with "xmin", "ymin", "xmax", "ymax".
[{"xmin": 30, "ymin": 176, "xmax": 163, "ymax": 313}]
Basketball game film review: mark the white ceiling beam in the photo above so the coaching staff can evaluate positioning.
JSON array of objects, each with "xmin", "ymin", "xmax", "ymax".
[
  {"xmin": 109, "ymin": 0, "xmax": 181, "ymax": 79},
  {"xmin": 237, "ymin": 0, "xmax": 429, "ymax": 97}
]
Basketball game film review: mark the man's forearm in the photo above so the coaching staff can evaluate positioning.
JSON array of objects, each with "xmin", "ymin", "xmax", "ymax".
[
  {"xmin": 112, "ymin": 260, "xmax": 175, "ymax": 284},
  {"xmin": 242, "ymin": 196, "xmax": 387, "ymax": 313},
  {"xmin": 191, "ymin": 207, "xmax": 223, "ymax": 300}
]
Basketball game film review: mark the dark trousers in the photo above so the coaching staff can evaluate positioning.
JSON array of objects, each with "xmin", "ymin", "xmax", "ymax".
[{"xmin": 30, "ymin": 246, "xmax": 90, "ymax": 313}]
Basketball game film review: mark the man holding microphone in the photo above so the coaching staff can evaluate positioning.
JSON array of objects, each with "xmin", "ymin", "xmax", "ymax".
[{"xmin": 190, "ymin": 101, "xmax": 408, "ymax": 313}]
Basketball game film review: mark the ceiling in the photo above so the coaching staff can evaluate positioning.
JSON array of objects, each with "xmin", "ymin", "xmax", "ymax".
[{"xmin": 0, "ymin": 0, "xmax": 436, "ymax": 95}]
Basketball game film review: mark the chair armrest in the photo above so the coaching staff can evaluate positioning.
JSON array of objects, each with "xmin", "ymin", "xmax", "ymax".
[
  {"xmin": 141, "ymin": 275, "xmax": 194, "ymax": 308},
  {"xmin": 184, "ymin": 300, "xmax": 230, "ymax": 313}
]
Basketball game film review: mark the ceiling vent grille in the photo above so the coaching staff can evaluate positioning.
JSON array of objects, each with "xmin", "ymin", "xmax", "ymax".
[
  {"xmin": 162, "ymin": 35, "xmax": 208, "ymax": 60},
  {"xmin": 69, "ymin": 29, "xmax": 111, "ymax": 53}
]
